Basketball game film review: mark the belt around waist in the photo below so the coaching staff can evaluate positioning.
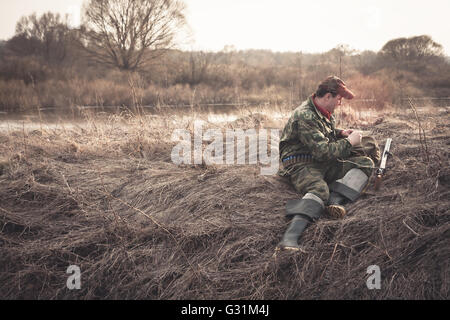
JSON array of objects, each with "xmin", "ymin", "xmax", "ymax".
[{"xmin": 282, "ymin": 154, "xmax": 313, "ymax": 166}]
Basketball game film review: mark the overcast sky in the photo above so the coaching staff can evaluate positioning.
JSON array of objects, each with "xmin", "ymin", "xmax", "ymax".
[{"xmin": 1, "ymin": 0, "xmax": 449, "ymax": 55}]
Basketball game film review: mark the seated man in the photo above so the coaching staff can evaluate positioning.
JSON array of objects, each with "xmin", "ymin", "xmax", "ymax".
[{"xmin": 277, "ymin": 75, "xmax": 379, "ymax": 251}]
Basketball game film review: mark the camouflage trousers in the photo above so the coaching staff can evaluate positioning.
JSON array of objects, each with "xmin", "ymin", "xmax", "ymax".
[{"xmin": 285, "ymin": 155, "xmax": 374, "ymax": 203}]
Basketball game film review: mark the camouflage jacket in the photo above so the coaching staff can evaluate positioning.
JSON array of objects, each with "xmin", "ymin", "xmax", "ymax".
[{"xmin": 279, "ymin": 95, "xmax": 352, "ymax": 164}]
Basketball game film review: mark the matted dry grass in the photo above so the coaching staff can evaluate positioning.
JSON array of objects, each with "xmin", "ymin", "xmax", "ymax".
[{"xmin": 0, "ymin": 105, "xmax": 448, "ymax": 299}]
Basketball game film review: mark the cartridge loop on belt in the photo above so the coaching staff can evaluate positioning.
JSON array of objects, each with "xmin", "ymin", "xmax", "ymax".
[{"xmin": 281, "ymin": 154, "xmax": 313, "ymax": 167}]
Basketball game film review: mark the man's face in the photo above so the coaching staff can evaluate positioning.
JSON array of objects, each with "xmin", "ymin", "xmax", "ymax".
[{"xmin": 325, "ymin": 93, "xmax": 342, "ymax": 113}]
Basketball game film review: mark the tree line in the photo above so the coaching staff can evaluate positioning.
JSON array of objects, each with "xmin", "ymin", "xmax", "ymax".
[{"xmin": 0, "ymin": 0, "xmax": 449, "ymax": 111}]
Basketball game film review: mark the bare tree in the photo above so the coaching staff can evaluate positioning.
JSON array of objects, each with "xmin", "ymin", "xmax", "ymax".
[
  {"xmin": 187, "ymin": 51, "xmax": 213, "ymax": 86},
  {"xmin": 10, "ymin": 12, "xmax": 71, "ymax": 64},
  {"xmin": 326, "ymin": 44, "xmax": 356, "ymax": 79},
  {"xmin": 380, "ymin": 35, "xmax": 443, "ymax": 65},
  {"xmin": 80, "ymin": 0, "xmax": 186, "ymax": 70}
]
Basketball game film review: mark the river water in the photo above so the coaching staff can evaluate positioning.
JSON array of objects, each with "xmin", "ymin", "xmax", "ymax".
[{"xmin": 0, "ymin": 104, "xmax": 385, "ymax": 133}]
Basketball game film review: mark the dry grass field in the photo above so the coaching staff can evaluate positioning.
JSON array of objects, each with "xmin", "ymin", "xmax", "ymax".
[{"xmin": 0, "ymin": 104, "xmax": 448, "ymax": 299}]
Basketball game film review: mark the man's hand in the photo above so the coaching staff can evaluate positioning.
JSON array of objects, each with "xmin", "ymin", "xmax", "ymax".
[
  {"xmin": 340, "ymin": 129, "xmax": 353, "ymax": 137},
  {"xmin": 347, "ymin": 130, "xmax": 362, "ymax": 146}
]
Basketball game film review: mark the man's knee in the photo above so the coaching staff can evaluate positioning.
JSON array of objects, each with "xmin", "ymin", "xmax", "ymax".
[
  {"xmin": 359, "ymin": 156, "xmax": 375, "ymax": 177},
  {"xmin": 348, "ymin": 156, "xmax": 374, "ymax": 177},
  {"xmin": 289, "ymin": 166, "xmax": 330, "ymax": 203},
  {"xmin": 293, "ymin": 179, "xmax": 329, "ymax": 203}
]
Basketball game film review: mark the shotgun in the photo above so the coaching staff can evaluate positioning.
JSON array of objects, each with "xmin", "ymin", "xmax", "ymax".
[{"xmin": 374, "ymin": 138, "xmax": 392, "ymax": 190}]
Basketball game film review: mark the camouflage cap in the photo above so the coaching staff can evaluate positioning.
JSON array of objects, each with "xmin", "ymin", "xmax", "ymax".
[{"xmin": 318, "ymin": 76, "xmax": 355, "ymax": 100}]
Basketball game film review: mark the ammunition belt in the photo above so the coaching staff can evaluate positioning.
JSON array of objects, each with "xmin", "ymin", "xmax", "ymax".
[{"xmin": 282, "ymin": 154, "xmax": 313, "ymax": 167}]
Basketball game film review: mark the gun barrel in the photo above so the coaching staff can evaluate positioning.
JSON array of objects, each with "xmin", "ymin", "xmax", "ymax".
[{"xmin": 379, "ymin": 138, "xmax": 392, "ymax": 169}]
